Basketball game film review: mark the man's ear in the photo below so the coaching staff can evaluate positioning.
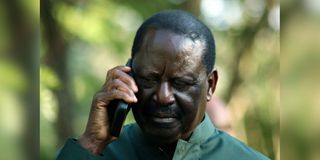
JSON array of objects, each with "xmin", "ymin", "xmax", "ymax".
[{"xmin": 207, "ymin": 68, "xmax": 218, "ymax": 101}]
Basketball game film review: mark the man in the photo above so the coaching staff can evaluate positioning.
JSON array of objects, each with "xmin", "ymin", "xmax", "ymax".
[{"xmin": 57, "ymin": 10, "xmax": 269, "ymax": 159}]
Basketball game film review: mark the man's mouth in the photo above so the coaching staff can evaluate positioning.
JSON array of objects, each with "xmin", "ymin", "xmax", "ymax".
[
  {"xmin": 151, "ymin": 117, "xmax": 176, "ymax": 123},
  {"xmin": 142, "ymin": 103, "xmax": 182, "ymax": 127},
  {"xmin": 146, "ymin": 113, "xmax": 180, "ymax": 129}
]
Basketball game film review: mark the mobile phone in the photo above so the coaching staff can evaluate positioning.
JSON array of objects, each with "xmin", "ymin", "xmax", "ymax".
[{"xmin": 110, "ymin": 59, "xmax": 133, "ymax": 137}]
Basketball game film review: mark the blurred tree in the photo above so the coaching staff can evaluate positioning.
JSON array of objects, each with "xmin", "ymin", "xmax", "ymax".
[
  {"xmin": 40, "ymin": 0, "xmax": 203, "ymax": 148},
  {"xmin": 3, "ymin": 0, "xmax": 39, "ymax": 159},
  {"xmin": 115, "ymin": 0, "xmax": 201, "ymax": 18},
  {"xmin": 281, "ymin": 0, "xmax": 301, "ymax": 29},
  {"xmin": 281, "ymin": 0, "xmax": 320, "ymax": 159},
  {"xmin": 220, "ymin": 1, "xmax": 278, "ymax": 158},
  {"xmin": 39, "ymin": 0, "xmax": 279, "ymax": 159},
  {"xmin": 41, "ymin": 0, "xmax": 74, "ymax": 147}
]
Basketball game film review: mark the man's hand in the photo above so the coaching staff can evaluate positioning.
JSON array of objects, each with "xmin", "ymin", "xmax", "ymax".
[{"xmin": 78, "ymin": 66, "xmax": 138, "ymax": 155}]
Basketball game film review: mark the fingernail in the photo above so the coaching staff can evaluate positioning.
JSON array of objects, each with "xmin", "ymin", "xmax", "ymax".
[
  {"xmin": 134, "ymin": 86, "xmax": 138, "ymax": 92},
  {"xmin": 134, "ymin": 96, "xmax": 138, "ymax": 102}
]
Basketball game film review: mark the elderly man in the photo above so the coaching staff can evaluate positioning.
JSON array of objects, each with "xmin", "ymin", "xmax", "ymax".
[{"xmin": 57, "ymin": 10, "xmax": 269, "ymax": 159}]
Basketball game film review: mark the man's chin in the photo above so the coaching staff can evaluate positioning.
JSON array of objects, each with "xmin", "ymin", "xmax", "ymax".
[
  {"xmin": 134, "ymin": 113, "xmax": 184, "ymax": 144},
  {"xmin": 144, "ymin": 129, "xmax": 181, "ymax": 144},
  {"xmin": 141, "ymin": 123, "xmax": 182, "ymax": 144}
]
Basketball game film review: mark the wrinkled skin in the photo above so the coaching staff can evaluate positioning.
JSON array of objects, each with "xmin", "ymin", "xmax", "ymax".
[
  {"xmin": 78, "ymin": 29, "xmax": 218, "ymax": 155},
  {"xmin": 78, "ymin": 65, "xmax": 138, "ymax": 154},
  {"xmin": 131, "ymin": 29, "xmax": 217, "ymax": 145}
]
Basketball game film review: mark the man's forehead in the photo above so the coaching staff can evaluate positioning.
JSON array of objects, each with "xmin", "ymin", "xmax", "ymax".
[
  {"xmin": 140, "ymin": 29, "xmax": 205, "ymax": 57},
  {"xmin": 133, "ymin": 29, "xmax": 206, "ymax": 73}
]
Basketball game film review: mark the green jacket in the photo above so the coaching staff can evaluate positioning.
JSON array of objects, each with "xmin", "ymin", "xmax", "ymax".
[{"xmin": 57, "ymin": 114, "xmax": 269, "ymax": 160}]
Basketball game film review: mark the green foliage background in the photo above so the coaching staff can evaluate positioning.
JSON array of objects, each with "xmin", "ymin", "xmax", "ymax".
[
  {"xmin": 5, "ymin": 0, "xmax": 320, "ymax": 160},
  {"xmin": 2, "ymin": 0, "xmax": 306, "ymax": 160},
  {"xmin": 39, "ymin": 0, "xmax": 280, "ymax": 159}
]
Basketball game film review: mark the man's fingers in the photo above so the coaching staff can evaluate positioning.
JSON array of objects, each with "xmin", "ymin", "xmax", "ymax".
[
  {"xmin": 95, "ymin": 89, "xmax": 137, "ymax": 106},
  {"xmin": 105, "ymin": 66, "xmax": 138, "ymax": 93},
  {"xmin": 107, "ymin": 79, "xmax": 136, "ymax": 99},
  {"xmin": 109, "ymin": 89, "xmax": 137, "ymax": 103},
  {"xmin": 96, "ymin": 65, "xmax": 139, "ymax": 107},
  {"xmin": 106, "ymin": 66, "xmax": 131, "ymax": 80},
  {"xmin": 113, "ymin": 70, "xmax": 138, "ymax": 93}
]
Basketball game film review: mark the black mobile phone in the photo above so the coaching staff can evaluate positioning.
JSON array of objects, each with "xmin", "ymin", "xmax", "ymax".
[{"xmin": 110, "ymin": 59, "xmax": 133, "ymax": 137}]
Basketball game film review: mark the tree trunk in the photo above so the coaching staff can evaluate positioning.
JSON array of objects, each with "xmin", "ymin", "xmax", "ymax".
[
  {"xmin": 180, "ymin": 0, "xmax": 201, "ymax": 17},
  {"xmin": 41, "ymin": 0, "xmax": 74, "ymax": 147},
  {"xmin": 4, "ymin": 0, "xmax": 39, "ymax": 159}
]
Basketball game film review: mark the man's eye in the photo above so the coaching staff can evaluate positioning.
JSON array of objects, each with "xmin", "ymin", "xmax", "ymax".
[
  {"xmin": 139, "ymin": 77, "xmax": 158, "ymax": 88},
  {"xmin": 172, "ymin": 80, "xmax": 195, "ymax": 88}
]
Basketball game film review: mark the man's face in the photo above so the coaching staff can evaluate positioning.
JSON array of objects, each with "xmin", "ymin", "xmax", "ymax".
[{"xmin": 131, "ymin": 29, "xmax": 211, "ymax": 144}]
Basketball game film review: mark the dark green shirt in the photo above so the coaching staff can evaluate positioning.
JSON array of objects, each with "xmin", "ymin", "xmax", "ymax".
[{"xmin": 57, "ymin": 114, "xmax": 269, "ymax": 160}]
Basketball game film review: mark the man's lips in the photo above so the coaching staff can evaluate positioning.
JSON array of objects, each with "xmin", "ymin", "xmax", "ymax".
[
  {"xmin": 151, "ymin": 117, "xmax": 176, "ymax": 123},
  {"xmin": 143, "ymin": 103, "xmax": 182, "ymax": 125},
  {"xmin": 150, "ymin": 112, "xmax": 179, "ymax": 118},
  {"xmin": 147, "ymin": 112, "xmax": 180, "ymax": 125}
]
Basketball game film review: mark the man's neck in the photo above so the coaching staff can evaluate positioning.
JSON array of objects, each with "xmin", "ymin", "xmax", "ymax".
[{"xmin": 158, "ymin": 142, "xmax": 177, "ymax": 158}]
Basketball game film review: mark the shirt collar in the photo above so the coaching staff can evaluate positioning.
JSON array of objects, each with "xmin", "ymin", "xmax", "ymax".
[{"xmin": 178, "ymin": 113, "xmax": 217, "ymax": 144}]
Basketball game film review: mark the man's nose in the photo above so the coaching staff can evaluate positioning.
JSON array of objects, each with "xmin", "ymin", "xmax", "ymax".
[{"xmin": 153, "ymin": 81, "xmax": 175, "ymax": 106}]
